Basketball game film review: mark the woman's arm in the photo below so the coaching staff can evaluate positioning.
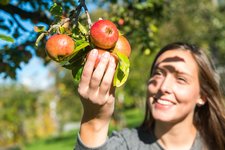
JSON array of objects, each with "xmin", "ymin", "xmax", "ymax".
[{"xmin": 77, "ymin": 49, "xmax": 117, "ymax": 147}]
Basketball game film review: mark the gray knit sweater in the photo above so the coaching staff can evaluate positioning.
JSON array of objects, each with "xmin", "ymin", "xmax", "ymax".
[{"xmin": 74, "ymin": 128, "xmax": 204, "ymax": 150}]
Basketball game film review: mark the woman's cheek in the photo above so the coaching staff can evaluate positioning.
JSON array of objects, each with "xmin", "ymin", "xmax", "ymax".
[
  {"xmin": 173, "ymin": 85, "xmax": 194, "ymax": 102},
  {"xmin": 147, "ymin": 79, "xmax": 159, "ymax": 95}
]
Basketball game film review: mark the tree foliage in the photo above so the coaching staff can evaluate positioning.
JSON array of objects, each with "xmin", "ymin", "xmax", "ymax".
[
  {"xmin": 0, "ymin": 0, "xmax": 76, "ymax": 79},
  {"xmin": 0, "ymin": 0, "xmax": 164, "ymax": 79},
  {"xmin": 0, "ymin": 84, "xmax": 38, "ymax": 145},
  {"xmin": 157, "ymin": 0, "xmax": 225, "ymax": 66}
]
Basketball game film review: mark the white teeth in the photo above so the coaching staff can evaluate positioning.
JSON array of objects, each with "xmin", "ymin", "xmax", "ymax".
[{"xmin": 157, "ymin": 99, "xmax": 173, "ymax": 105}]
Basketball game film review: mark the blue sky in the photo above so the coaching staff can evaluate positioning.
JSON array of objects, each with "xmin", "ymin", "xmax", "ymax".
[
  {"xmin": 17, "ymin": 57, "xmax": 55, "ymax": 91},
  {"xmin": 0, "ymin": 6, "xmax": 51, "ymax": 90}
]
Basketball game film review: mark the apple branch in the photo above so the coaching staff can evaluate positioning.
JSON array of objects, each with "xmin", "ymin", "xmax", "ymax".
[
  {"xmin": 69, "ymin": 4, "xmax": 82, "ymax": 27},
  {"xmin": 69, "ymin": 0, "xmax": 92, "ymax": 29},
  {"xmin": 36, "ymin": 1, "xmax": 92, "ymax": 46},
  {"xmin": 79, "ymin": 0, "xmax": 92, "ymax": 29}
]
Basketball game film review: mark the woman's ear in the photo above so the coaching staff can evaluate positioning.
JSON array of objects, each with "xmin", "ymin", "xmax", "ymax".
[{"xmin": 196, "ymin": 95, "xmax": 206, "ymax": 107}]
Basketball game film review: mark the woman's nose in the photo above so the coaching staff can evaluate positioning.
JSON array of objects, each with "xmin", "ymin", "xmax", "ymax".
[{"xmin": 159, "ymin": 76, "xmax": 172, "ymax": 94}]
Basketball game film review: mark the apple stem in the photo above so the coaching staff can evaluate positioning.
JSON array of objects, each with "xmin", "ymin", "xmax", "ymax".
[{"xmin": 35, "ymin": 24, "xmax": 61, "ymax": 46}]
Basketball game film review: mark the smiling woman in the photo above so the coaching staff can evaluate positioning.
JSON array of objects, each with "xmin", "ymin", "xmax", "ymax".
[
  {"xmin": 142, "ymin": 42, "xmax": 225, "ymax": 150},
  {"xmin": 147, "ymin": 49, "xmax": 202, "ymax": 123},
  {"xmin": 74, "ymin": 42, "xmax": 225, "ymax": 150}
]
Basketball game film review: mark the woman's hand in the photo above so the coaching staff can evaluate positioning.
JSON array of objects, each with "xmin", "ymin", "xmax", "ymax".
[
  {"xmin": 78, "ymin": 49, "xmax": 117, "ymax": 147},
  {"xmin": 78, "ymin": 49, "xmax": 117, "ymax": 119}
]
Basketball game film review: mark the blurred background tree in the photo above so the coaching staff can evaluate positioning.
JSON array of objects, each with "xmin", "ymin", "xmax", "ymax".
[{"xmin": 0, "ymin": 0, "xmax": 225, "ymax": 149}]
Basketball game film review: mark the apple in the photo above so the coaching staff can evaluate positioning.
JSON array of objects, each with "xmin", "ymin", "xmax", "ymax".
[
  {"xmin": 87, "ymin": 49, "xmax": 118, "ymax": 68},
  {"xmin": 45, "ymin": 34, "xmax": 75, "ymax": 61},
  {"xmin": 90, "ymin": 20, "xmax": 119, "ymax": 50},
  {"xmin": 112, "ymin": 35, "xmax": 131, "ymax": 58},
  {"xmin": 118, "ymin": 18, "xmax": 125, "ymax": 26}
]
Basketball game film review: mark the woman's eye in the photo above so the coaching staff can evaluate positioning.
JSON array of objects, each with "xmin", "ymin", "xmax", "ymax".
[
  {"xmin": 153, "ymin": 70, "xmax": 163, "ymax": 76},
  {"xmin": 177, "ymin": 76, "xmax": 187, "ymax": 83}
]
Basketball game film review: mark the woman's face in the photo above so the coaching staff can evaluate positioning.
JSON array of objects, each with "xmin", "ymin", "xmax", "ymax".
[{"xmin": 147, "ymin": 49, "xmax": 204, "ymax": 124}]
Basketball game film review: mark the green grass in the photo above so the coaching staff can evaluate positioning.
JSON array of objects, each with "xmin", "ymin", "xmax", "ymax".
[
  {"xmin": 24, "ymin": 108, "xmax": 144, "ymax": 150},
  {"xmin": 24, "ymin": 132, "xmax": 77, "ymax": 150}
]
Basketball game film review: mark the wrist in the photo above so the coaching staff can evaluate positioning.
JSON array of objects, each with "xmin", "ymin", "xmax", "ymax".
[
  {"xmin": 81, "ymin": 114, "xmax": 111, "ymax": 132},
  {"xmin": 80, "ymin": 117, "xmax": 111, "ymax": 147}
]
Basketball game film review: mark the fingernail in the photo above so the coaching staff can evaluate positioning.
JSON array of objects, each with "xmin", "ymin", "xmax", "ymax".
[
  {"xmin": 91, "ymin": 49, "xmax": 98, "ymax": 56},
  {"xmin": 110, "ymin": 56, "xmax": 115, "ymax": 63},
  {"xmin": 102, "ymin": 52, "xmax": 110, "ymax": 58}
]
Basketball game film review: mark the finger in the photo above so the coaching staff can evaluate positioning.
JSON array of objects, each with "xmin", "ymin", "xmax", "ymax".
[
  {"xmin": 99, "ymin": 56, "xmax": 117, "ymax": 95},
  {"xmin": 89, "ymin": 52, "xmax": 110, "ymax": 90},
  {"xmin": 79, "ymin": 49, "xmax": 98, "ymax": 89}
]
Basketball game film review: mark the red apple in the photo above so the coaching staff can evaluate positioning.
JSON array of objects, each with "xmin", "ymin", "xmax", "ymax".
[
  {"xmin": 87, "ymin": 49, "xmax": 118, "ymax": 68},
  {"xmin": 112, "ymin": 35, "xmax": 131, "ymax": 58},
  {"xmin": 90, "ymin": 20, "xmax": 119, "ymax": 50},
  {"xmin": 45, "ymin": 34, "xmax": 75, "ymax": 61},
  {"xmin": 118, "ymin": 18, "xmax": 125, "ymax": 26}
]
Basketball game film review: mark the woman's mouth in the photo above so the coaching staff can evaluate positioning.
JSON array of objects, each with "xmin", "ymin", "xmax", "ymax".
[
  {"xmin": 152, "ymin": 97, "xmax": 176, "ymax": 108},
  {"xmin": 157, "ymin": 99, "xmax": 174, "ymax": 105}
]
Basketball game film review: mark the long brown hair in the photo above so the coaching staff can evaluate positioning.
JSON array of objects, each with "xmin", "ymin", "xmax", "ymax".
[{"xmin": 141, "ymin": 42, "xmax": 225, "ymax": 149}]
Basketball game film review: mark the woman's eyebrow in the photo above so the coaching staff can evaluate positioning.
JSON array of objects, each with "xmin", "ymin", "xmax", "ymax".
[
  {"xmin": 175, "ymin": 70, "xmax": 194, "ymax": 78},
  {"xmin": 153, "ymin": 64, "xmax": 193, "ymax": 78}
]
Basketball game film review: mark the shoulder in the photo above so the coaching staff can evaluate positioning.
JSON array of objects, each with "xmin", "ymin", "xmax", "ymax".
[
  {"xmin": 191, "ymin": 132, "xmax": 206, "ymax": 150},
  {"xmin": 110, "ymin": 127, "xmax": 156, "ymax": 145},
  {"xmin": 108, "ymin": 127, "xmax": 162, "ymax": 150},
  {"xmin": 113, "ymin": 128, "xmax": 138, "ymax": 136}
]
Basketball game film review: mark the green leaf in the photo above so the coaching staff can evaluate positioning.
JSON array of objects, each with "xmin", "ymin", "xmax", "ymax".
[
  {"xmin": 75, "ymin": 40, "xmax": 89, "ymax": 52},
  {"xmin": 50, "ymin": 3, "xmax": 63, "ymax": 18},
  {"xmin": 113, "ymin": 52, "xmax": 130, "ymax": 87},
  {"xmin": 59, "ymin": 59, "xmax": 70, "ymax": 67},
  {"xmin": 59, "ymin": 26, "xmax": 65, "ymax": 34},
  {"xmin": 60, "ymin": 55, "xmax": 83, "ymax": 70},
  {"xmin": 60, "ymin": 44, "xmax": 88, "ymax": 69},
  {"xmin": 72, "ymin": 65, "xmax": 84, "ymax": 83},
  {"xmin": 78, "ymin": 22, "xmax": 88, "ymax": 35},
  {"xmin": 0, "ymin": 34, "xmax": 14, "ymax": 43},
  {"xmin": 34, "ymin": 26, "xmax": 45, "ymax": 33}
]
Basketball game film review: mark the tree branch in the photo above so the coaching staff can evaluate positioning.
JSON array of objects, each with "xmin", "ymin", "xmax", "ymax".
[
  {"xmin": 69, "ymin": 0, "xmax": 92, "ymax": 29},
  {"xmin": 79, "ymin": 0, "xmax": 92, "ymax": 29},
  {"xmin": 11, "ymin": 14, "xmax": 30, "ymax": 32},
  {"xmin": 0, "ymin": 3, "xmax": 51, "ymax": 24}
]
